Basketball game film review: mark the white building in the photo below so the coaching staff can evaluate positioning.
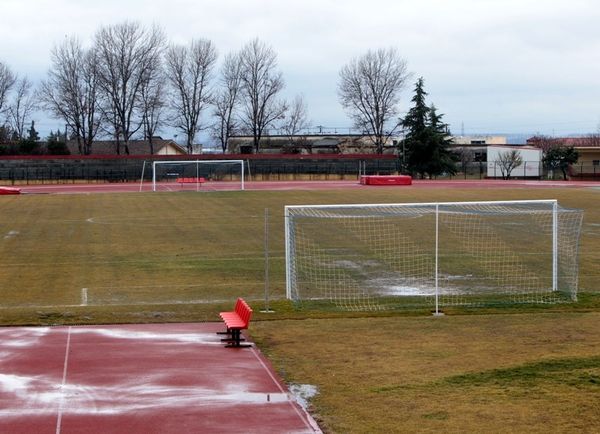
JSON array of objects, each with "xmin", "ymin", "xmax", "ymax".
[
  {"xmin": 487, "ymin": 145, "xmax": 542, "ymax": 178},
  {"xmin": 452, "ymin": 136, "xmax": 507, "ymax": 145}
]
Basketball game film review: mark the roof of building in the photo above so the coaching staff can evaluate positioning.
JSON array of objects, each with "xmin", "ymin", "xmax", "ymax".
[
  {"xmin": 66, "ymin": 138, "xmax": 187, "ymax": 155},
  {"xmin": 526, "ymin": 136, "xmax": 600, "ymax": 148}
]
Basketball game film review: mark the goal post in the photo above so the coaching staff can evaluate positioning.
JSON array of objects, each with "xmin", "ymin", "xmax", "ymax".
[
  {"xmin": 150, "ymin": 160, "xmax": 245, "ymax": 192},
  {"xmin": 284, "ymin": 200, "xmax": 583, "ymax": 311}
]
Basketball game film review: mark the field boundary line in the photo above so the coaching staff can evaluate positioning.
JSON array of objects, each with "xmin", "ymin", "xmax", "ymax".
[
  {"xmin": 55, "ymin": 326, "xmax": 72, "ymax": 434},
  {"xmin": 250, "ymin": 346, "xmax": 322, "ymax": 433}
]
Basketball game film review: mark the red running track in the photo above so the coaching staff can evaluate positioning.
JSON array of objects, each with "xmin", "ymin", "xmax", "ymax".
[
  {"xmin": 8, "ymin": 179, "xmax": 600, "ymax": 194},
  {"xmin": 0, "ymin": 323, "xmax": 321, "ymax": 434}
]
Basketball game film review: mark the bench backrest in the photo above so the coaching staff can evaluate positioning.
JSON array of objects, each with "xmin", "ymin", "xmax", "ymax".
[{"xmin": 234, "ymin": 297, "xmax": 253, "ymax": 328}]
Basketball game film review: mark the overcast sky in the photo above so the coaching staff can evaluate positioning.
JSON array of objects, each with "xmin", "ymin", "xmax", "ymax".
[{"xmin": 2, "ymin": 0, "xmax": 600, "ymax": 142}]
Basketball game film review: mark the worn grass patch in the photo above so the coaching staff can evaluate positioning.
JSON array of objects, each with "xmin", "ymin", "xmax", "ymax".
[
  {"xmin": 251, "ymin": 311, "xmax": 600, "ymax": 433},
  {"xmin": 441, "ymin": 356, "xmax": 600, "ymax": 388}
]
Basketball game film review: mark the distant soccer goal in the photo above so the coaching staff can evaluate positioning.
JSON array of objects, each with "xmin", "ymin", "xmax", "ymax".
[
  {"xmin": 285, "ymin": 200, "xmax": 583, "ymax": 312},
  {"xmin": 148, "ymin": 160, "xmax": 245, "ymax": 192}
]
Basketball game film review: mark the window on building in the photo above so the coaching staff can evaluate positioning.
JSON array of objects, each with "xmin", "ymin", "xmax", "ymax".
[{"xmin": 593, "ymin": 160, "xmax": 599, "ymax": 166}]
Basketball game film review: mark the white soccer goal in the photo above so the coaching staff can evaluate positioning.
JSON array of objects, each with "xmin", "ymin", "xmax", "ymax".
[
  {"xmin": 148, "ymin": 160, "xmax": 245, "ymax": 192},
  {"xmin": 285, "ymin": 200, "xmax": 583, "ymax": 312}
]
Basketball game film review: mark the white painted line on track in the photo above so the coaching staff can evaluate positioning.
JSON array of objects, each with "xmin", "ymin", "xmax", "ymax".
[
  {"xmin": 250, "ymin": 345, "xmax": 322, "ymax": 433},
  {"xmin": 55, "ymin": 326, "xmax": 72, "ymax": 434}
]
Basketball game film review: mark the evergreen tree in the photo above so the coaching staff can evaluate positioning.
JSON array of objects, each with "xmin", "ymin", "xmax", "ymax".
[
  {"xmin": 46, "ymin": 128, "xmax": 70, "ymax": 155},
  {"xmin": 401, "ymin": 77, "xmax": 430, "ymax": 177},
  {"xmin": 401, "ymin": 78, "xmax": 457, "ymax": 178},
  {"xmin": 27, "ymin": 120, "xmax": 39, "ymax": 141},
  {"xmin": 426, "ymin": 104, "xmax": 457, "ymax": 176},
  {"xmin": 543, "ymin": 145, "xmax": 578, "ymax": 180}
]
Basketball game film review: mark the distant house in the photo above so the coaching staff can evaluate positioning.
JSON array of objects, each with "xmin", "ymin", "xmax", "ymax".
[
  {"xmin": 66, "ymin": 138, "xmax": 188, "ymax": 156},
  {"xmin": 526, "ymin": 136, "xmax": 600, "ymax": 174}
]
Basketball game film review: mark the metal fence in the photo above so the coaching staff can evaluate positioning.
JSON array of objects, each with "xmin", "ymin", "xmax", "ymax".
[
  {"xmin": 0, "ymin": 155, "xmax": 597, "ymax": 184},
  {"xmin": 429, "ymin": 162, "xmax": 600, "ymax": 180},
  {"xmin": 0, "ymin": 155, "xmax": 400, "ymax": 184}
]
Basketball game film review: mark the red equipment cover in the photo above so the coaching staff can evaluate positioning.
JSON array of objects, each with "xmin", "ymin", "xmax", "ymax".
[
  {"xmin": 360, "ymin": 175, "xmax": 412, "ymax": 185},
  {"xmin": 0, "ymin": 186, "xmax": 21, "ymax": 195}
]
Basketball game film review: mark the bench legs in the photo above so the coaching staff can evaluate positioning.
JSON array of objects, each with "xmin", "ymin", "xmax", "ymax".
[
  {"xmin": 217, "ymin": 328, "xmax": 244, "ymax": 340},
  {"xmin": 219, "ymin": 328, "xmax": 251, "ymax": 348}
]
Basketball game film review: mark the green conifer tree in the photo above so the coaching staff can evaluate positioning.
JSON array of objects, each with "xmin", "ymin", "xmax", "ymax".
[
  {"xmin": 401, "ymin": 78, "xmax": 457, "ymax": 178},
  {"xmin": 401, "ymin": 77, "xmax": 430, "ymax": 177},
  {"xmin": 426, "ymin": 104, "xmax": 457, "ymax": 177}
]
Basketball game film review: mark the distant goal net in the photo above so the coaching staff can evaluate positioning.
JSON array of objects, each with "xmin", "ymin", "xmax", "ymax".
[
  {"xmin": 285, "ymin": 200, "xmax": 583, "ymax": 311},
  {"xmin": 149, "ymin": 160, "xmax": 245, "ymax": 192}
]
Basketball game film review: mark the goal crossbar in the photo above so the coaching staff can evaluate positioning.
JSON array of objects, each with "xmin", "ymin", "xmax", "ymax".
[{"xmin": 286, "ymin": 199, "xmax": 558, "ymax": 211}]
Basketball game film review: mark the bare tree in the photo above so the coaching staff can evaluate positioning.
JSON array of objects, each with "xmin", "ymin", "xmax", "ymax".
[
  {"xmin": 8, "ymin": 77, "xmax": 36, "ymax": 140},
  {"xmin": 497, "ymin": 149, "xmax": 523, "ymax": 180},
  {"xmin": 527, "ymin": 134, "xmax": 564, "ymax": 153},
  {"xmin": 212, "ymin": 52, "xmax": 243, "ymax": 153},
  {"xmin": 338, "ymin": 48, "xmax": 410, "ymax": 153},
  {"xmin": 281, "ymin": 94, "xmax": 310, "ymax": 153},
  {"xmin": 38, "ymin": 37, "xmax": 101, "ymax": 155},
  {"xmin": 139, "ymin": 64, "xmax": 166, "ymax": 154},
  {"xmin": 0, "ymin": 61, "xmax": 16, "ymax": 116},
  {"xmin": 238, "ymin": 38, "xmax": 287, "ymax": 153},
  {"xmin": 166, "ymin": 38, "xmax": 217, "ymax": 154},
  {"xmin": 94, "ymin": 21, "xmax": 165, "ymax": 154}
]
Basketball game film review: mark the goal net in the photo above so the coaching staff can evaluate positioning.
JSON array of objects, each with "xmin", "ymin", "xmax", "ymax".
[
  {"xmin": 149, "ymin": 160, "xmax": 245, "ymax": 191},
  {"xmin": 285, "ymin": 200, "xmax": 583, "ymax": 311}
]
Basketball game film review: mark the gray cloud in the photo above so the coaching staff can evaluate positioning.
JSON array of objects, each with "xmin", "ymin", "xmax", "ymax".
[{"xmin": 1, "ymin": 0, "xmax": 599, "ymax": 138}]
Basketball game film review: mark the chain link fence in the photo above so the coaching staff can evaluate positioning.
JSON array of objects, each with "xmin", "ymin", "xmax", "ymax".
[
  {"xmin": 0, "ymin": 155, "xmax": 401, "ymax": 184},
  {"xmin": 0, "ymin": 156, "xmax": 597, "ymax": 184}
]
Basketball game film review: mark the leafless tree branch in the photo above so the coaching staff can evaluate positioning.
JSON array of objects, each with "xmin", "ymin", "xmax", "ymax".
[
  {"xmin": 94, "ymin": 21, "xmax": 165, "ymax": 154},
  {"xmin": 8, "ymin": 77, "xmax": 36, "ymax": 140},
  {"xmin": 0, "ymin": 61, "xmax": 16, "ymax": 117},
  {"xmin": 497, "ymin": 149, "xmax": 523, "ymax": 179},
  {"xmin": 238, "ymin": 38, "xmax": 287, "ymax": 153},
  {"xmin": 212, "ymin": 52, "xmax": 243, "ymax": 153},
  {"xmin": 338, "ymin": 48, "xmax": 410, "ymax": 153},
  {"xmin": 38, "ymin": 37, "xmax": 101, "ymax": 155},
  {"xmin": 281, "ymin": 94, "xmax": 310, "ymax": 153},
  {"xmin": 165, "ymin": 38, "xmax": 217, "ymax": 153}
]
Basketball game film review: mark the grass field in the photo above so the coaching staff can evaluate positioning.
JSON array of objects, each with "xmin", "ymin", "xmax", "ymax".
[
  {"xmin": 251, "ymin": 311, "xmax": 600, "ymax": 432},
  {"xmin": 1, "ymin": 185, "xmax": 600, "ymax": 432}
]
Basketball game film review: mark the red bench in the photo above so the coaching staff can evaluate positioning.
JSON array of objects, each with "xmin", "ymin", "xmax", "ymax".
[
  {"xmin": 218, "ymin": 298, "xmax": 253, "ymax": 348},
  {"xmin": 176, "ymin": 177, "xmax": 206, "ymax": 186}
]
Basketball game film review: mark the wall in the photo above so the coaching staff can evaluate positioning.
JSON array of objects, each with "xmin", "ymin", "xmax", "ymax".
[{"xmin": 487, "ymin": 146, "xmax": 542, "ymax": 178}]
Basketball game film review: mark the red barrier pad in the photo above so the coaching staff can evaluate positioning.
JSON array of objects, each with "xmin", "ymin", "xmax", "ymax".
[
  {"xmin": 360, "ymin": 175, "xmax": 412, "ymax": 186},
  {"xmin": 0, "ymin": 186, "xmax": 21, "ymax": 195}
]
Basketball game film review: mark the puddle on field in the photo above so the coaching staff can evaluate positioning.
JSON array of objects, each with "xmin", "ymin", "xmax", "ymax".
[
  {"xmin": 4, "ymin": 230, "xmax": 19, "ymax": 239},
  {"xmin": 289, "ymin": 384, "xmax": 318, "ymax": 410}
]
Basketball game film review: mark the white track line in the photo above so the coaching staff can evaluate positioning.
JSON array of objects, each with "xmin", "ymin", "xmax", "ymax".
[
  {"xmin": 55, "ymin": 326, "xmax": 72, "ymax": 434},
  {"xmin": 250, "ymin": 346, "xmax": 322, "ymax": 433}
]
